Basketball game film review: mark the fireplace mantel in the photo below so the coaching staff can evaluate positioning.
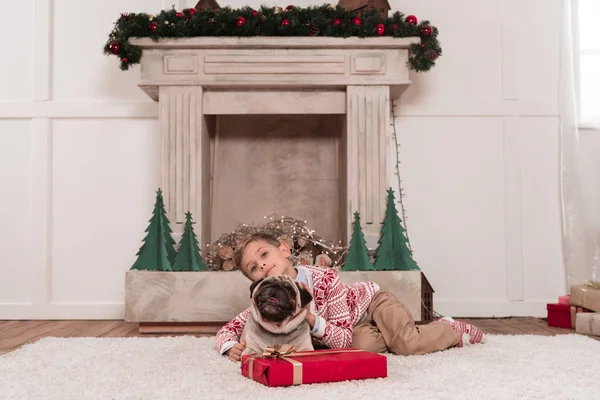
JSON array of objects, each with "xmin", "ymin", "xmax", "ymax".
[
  {"xmin": 132, "ymin": 37, "xmax": 418, "ymax": 99},
  {"xmin": 131, "ymin": 36, "xmax": 420, "ymax": 249}
]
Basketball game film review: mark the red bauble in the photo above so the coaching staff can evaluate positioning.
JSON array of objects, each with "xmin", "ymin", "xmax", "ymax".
[
  {"xmin": 282, "ymin": 19, "xmax": 290, "ymax": 26},
  {"xmin": 252, "ymin": 10, "xmax": 258, "ymax": 16},
  {"xmin": 333, "ymin": 18, "xmax": 341, "ymax": 26},
  {"xmin": 176, "ymin": 12, "xmax": 183, "ymax": 17},
  {"xmin": 109, "ymin": 41, "xmax": 120, "ymax": 54},
  {"xmin": 352, "ymin": 17, "xmax": 361, "ymax": 25},
  {"xmin": 149, "ymin": 21, "xmax": 158, "ymax": 32},
  {"xmin": 285, "ymin": 5, "xmax": 295, "ymax": 11},
  {"xmin": 405, "ymin": 15, "xmax": 418, "ymax": 25},
  {"xmin": 188, "ymin": 8, "xmax": 196, "ymax": 15},
  {"xmin": 420, "ymin": 25, "xmax": 432, "ymax": 37},
  {"xmin": 236, "ymin": 16, "xmax": 246, "ymax": 27},
  {"xmin": 392, "ymin": 23, "xmax": 399, "ymax": 30},
  {"xmin": 376, "ymin": 23, "xmax": 385, "ymax": 36},
  {"xmin": 122, "ymin": 57, "xmax": 129, "ymax": 63}
]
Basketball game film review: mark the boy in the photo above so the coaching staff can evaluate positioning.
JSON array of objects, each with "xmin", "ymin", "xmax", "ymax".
[{"xmin": 216, "ymin": 232, "xmax": 485, "ymax": 362}]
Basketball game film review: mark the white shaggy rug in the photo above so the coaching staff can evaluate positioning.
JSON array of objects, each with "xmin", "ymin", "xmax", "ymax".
[{"xmin": 0, "ymin": 334, "xmax": 598, "ymax": 400}]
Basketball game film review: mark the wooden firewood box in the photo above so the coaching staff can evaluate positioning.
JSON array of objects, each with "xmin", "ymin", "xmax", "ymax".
[{"xmin": 125, "ymin": 270, "xmax": 434, "ymax": 333}]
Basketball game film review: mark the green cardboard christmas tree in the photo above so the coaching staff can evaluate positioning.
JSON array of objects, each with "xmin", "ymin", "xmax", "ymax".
[
  {"xmin": 172, "ymin": 211, "xmax": 209, "ymax": 271},
  {"xmin": 130, "ymin": 188, "xmax": 176, "ymax": 271},
  {"xmin": 162, "ymin": 212, "xmax": 178, "ymax": 265},
  {"xmin": 372, "ymin": 188, "xmax": 420, "ymax": 271},
  {"xmin": 344, "ymin": 212, "xmax": 374, "ymax": 271}
]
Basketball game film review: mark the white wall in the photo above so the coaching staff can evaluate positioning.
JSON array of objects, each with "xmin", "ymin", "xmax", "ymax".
[
  {"xmin": 390, "ymin": 0, "xmax": 567, "ymax": 317},
  {"xmin": 0, "ymin": 0, "xmax": 576, "ymax": 319}
]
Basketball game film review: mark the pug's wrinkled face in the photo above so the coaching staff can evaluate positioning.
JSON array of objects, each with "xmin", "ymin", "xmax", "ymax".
[{"xmin": 254, "ymin": 279, "xmax": 298, "ymax": 323}]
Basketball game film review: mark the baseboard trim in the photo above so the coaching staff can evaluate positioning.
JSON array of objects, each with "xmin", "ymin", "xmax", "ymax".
[
  {"xmin": 0, "ymin": 302, "xmax": 124, "ymax": 320},
  {"xmin": 433, "ymin": 300, "xmax": 548, "ymax": 318},
  {"xmin": 138, "ymin": 322, "xmax": 225, "ymax": 334},
  {"xmin": 0, "ymin": 299, "xmax": 551, "ymax": 320}
]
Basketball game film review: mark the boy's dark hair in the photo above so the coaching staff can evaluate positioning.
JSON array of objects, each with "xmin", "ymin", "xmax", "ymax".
[{"xmin": 234, "ymin": 232, "xmax": 281, "ymax": 277}]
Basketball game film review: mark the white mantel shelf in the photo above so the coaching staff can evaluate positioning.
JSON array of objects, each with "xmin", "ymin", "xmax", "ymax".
[
  {"xmin": 130, "ymin": 36, "xmax": 418, "ymax": 49},
  {"xmin": 131, "ymin": 36, "xmax": 419, "ymax": 100},
  {"xmin": 131, "ymin": 36, "xmax": 421, "ymax": 248}
]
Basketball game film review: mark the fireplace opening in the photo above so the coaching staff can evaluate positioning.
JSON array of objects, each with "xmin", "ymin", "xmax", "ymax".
[{"xmin": 206, "ymin": 113, "xmax": 348, "ymax": 246}]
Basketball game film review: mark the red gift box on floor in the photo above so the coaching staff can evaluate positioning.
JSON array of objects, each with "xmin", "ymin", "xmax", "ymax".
[
  {"xmin": 241, "ymin": 345, "xmax": 387, "ymax": 387},
  {"xmin": 547, "ymin": 303, "xmax": 590, "ymax": 329}
]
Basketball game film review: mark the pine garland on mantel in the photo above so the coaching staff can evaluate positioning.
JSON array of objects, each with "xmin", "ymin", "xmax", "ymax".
[{"xmin": 103, "ymin": 4, "xmax": 441, "ymax": 72}]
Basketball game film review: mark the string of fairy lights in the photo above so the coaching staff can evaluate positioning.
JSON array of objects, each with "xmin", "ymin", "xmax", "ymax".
[
  {"xmin": 390, "ymin": 99, "xmax": 413, "ymax": 254},
  {"xmin": 204, "ymin": 214, "xmax": 348, "ymax": 270},
  {"xmin": 205, "ymin": 102, "xmax": 413, "ymax": 271}
]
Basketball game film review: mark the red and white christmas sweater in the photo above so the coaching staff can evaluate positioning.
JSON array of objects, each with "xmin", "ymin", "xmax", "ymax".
[{"xmin": 215, "ymin": 264, "xmax": 380, "ymax": 355}]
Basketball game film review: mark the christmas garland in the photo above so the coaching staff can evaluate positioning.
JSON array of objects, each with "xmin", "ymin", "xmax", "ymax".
[{"xmin": 103, "ymin": 4, "xmax": 441, "ymax": 72}]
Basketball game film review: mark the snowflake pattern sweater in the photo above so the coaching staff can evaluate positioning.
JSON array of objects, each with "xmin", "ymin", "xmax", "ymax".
[{"xmin": 215, "ymin": 264, "xmax": 380, "ymax": 354}]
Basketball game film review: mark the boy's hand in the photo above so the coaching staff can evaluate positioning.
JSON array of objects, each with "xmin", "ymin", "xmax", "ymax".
[
  {"xmin": 300, "ymin": 282, "xmax": 313, "ymax": 304},
  {"xmin": 299, "ymin": 282, "xmax": 316, "ymax": 328},
  {"xmin": 305, "ymin": 310, "xmax": 316, "ymax": 329},
  {"xmin": 227, "ymin": 340, "xmax": 246, "ymax": 362}
]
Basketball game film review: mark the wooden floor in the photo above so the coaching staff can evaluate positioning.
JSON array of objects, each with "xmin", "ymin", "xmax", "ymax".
[{"xmin": 0, "ymin": 317, "xmax": 596, "ymax": 355}]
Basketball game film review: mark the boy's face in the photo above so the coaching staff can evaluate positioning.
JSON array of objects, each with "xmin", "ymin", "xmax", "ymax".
[{"xmin": 240, "ymin": 240, "xmax": 293, "ymax": 282}]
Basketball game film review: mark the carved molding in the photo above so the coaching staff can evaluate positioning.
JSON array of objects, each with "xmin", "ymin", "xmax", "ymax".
[
  {"xmin": 159, "ymin": 86, "xmax": 205, "ymax": 226},
  {"xmin": 204, "ymin": 54, "xmax": 346, "ymax": 75},
  {"xmin": 346, "ymin": 86, "xmax": 390, "ymax": 247},
  {"xmin": 133, "ymin": 37, "xmax": 412, "ymax": 246},
  {"xmin": 351, "ymin": 55, "xmax": 386, "ymax": 75},
  {"xmin": 163, "ymin": 55, "xmax": 199, "ymax": 75},
  {"xmin": 203, "ymin": 91, "xmax": 346, "ymax": 115},
  {"xmin": 130, "ymin": 37, "xmax": 414, "ymax": 100}
]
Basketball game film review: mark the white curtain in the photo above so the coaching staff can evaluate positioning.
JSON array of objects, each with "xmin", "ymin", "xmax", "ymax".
[{"xmin": 559, "ymin": 0, "xmax": 599, "ymax": 289}]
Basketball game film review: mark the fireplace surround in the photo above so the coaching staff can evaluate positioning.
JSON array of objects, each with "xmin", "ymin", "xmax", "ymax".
[
  {"xmin": 131, "ymin": 36, "xmax": 418, "ymax": 249},
  {"xmin": 123, "ymin": 36, "xmax": 437, "ymax": 330}
]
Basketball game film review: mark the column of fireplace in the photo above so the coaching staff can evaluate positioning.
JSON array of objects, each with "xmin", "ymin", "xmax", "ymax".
[
  {"xmin": 346, "ymin": 85, "xmax": 391, "ymax": 249},
  {"xmin": 157, "ymin": 84, "xmax": 391, "ymax": 250},
  {"xmin": 158, "ymin": 86, "xmax": 210, "ymax": 247}
]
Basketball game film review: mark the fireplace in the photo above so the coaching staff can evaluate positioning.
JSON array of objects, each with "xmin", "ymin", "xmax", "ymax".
[
  {"xmin": 124, "ymin": 36, "xmax": 438, "ymax": 329},
  {"xmin": 210, "ymin": 113, "xmax": 345, "ymax": 244},
  {"xmin": 132, "ymin": 36, "xmax": 417, "ymax": 249}
]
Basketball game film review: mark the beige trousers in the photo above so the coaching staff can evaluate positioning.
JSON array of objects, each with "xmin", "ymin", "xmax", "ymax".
[{"xmin": 352, "ymin": 289, "xmax": 460, "ymax": 355}]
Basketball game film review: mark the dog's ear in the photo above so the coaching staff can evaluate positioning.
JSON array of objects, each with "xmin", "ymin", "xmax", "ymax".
[
  {"xmin": 297, "ymin": 283, "xmax": 313, "ymax": 308},
  {"xmin": 249, "ymin": 278, "xmax": 264, "ymax": 298}
]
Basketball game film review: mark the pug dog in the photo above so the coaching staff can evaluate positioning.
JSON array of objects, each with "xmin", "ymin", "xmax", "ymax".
[{"xmin": 240, "ymin": 275, "xmax": 314, "ymax": 356}]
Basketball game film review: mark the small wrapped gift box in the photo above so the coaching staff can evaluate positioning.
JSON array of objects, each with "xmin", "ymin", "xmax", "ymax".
[
  {"xmin": 546, "ymin": 303, "xmax": 590, "ymax": 329},
  {"xmin": 570, "ymin": 285, "xmax": 600, "ymax": 312},
  {"xmin": 558, "ymin": 294, "xmax": 570, "ymax": 305},
  {"xmin": 241, "ymin": 344, "xmax": 387, "ymax": 387},
  {"xmin": 575, "ymin": 313, "xmax": 600, "ymax": 336}
]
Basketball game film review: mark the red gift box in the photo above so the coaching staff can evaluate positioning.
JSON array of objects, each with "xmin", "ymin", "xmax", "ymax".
[
  {"xmin": 547, "ymin": 303, "xmax": 590, "ymax": 329},
  {"xmin": 241, "ymin": 345, "xmax": 387, "ymax": 387}
]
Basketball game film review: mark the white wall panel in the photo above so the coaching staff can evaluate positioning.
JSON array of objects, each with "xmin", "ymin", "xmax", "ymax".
[
  {"xmin": 52, "ymin": 0, "xmax": 163, "ymax": 102},
  {"xmin": 394, "ymin": 0, "xmax": 503, "ymax": 110},
  {"xmin": 516, "ymin": 0, "xmax": 562, "ymax": 103},
  {"xmin": 0, "ymin": 121, "xmax": 32, "ymax": 302},
  {"xmin": 521, "ymin": 117, "xmax": 566, "ymax": 299},
  {"xmin": 0, "ymin": 1, "xmax": 33, "ymax": 101},
  {"xmin": 579, "ymin": 129, "xmax": 600, "ymax": 231},
  {"xmin": 51, "ymin": 119, "xmax": 160, "ymax": 302},
  {"xmin": 395, "ymin": 117, "xmax": 507, "ymax": 301}
]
